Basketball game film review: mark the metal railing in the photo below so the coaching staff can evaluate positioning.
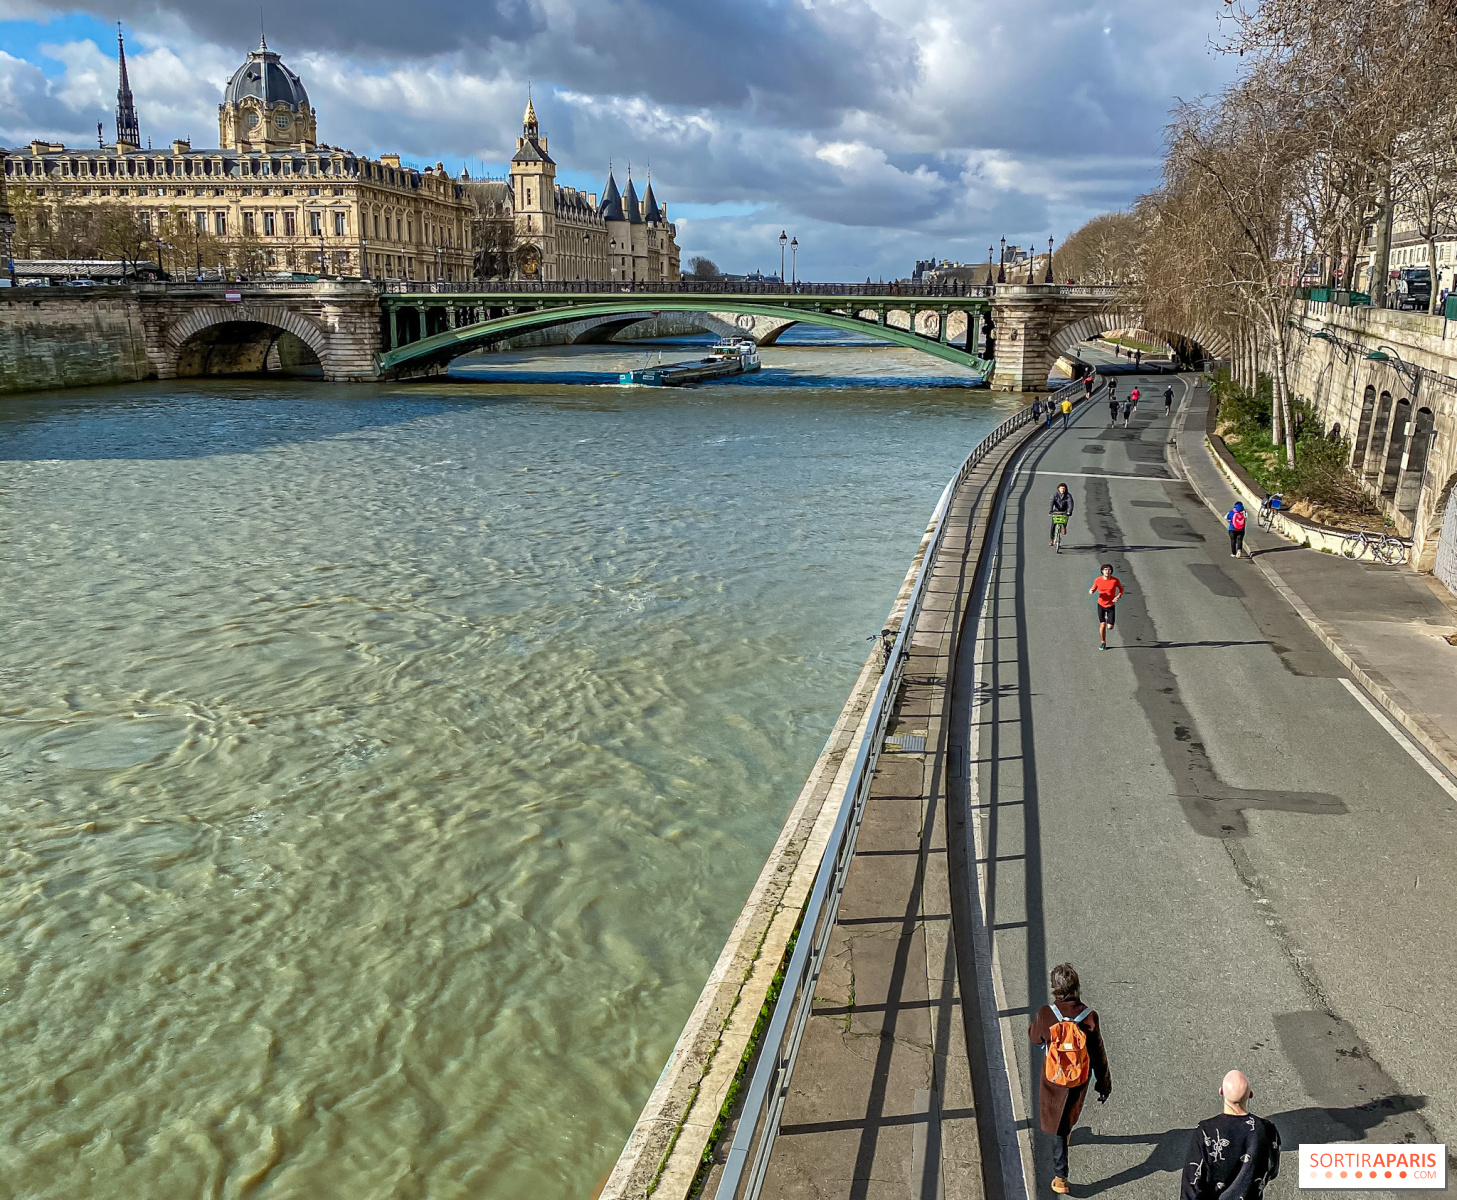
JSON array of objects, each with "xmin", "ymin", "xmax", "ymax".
[
  {"xmin": 382, "ymin": 279, "xmax": 998, "ymax": 298},
  {"xmin": 712, "ymin": 384, "xmax": 1086, "ymax": 1200}
]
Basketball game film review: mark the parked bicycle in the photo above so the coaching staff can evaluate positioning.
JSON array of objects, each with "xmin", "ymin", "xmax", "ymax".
[
  {"xmin": 1257, "ymin": 493, "xmax": 1284, "ymax": 529},
  {"xmin": 868, "ymin": 627, "xmax": 897, "ymax": 670},
  {"xmin": 1340, "ymin": 529, "xmax": 1409, "ymax": 564}
]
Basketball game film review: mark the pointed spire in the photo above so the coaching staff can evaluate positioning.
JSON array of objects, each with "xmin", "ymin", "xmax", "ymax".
[
  {"xmin": 259, "ymin": 8, "xmax": 268, "ymax": 50},
  {"xmin": 643, "ymin": 178, "xmax": 662, "ymax": 224},
  {"xmin": 115, "ymin": 24, "xmax": 141, "ymax": 148},
  {"xmin": 599, "ymin": 168, "xmax": 624, "ymax": 220},
  {"xmin": 523, "ymin": 84, "xmax": 538, "ymax": 138}
]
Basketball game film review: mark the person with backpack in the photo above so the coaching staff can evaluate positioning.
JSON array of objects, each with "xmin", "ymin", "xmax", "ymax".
[
  {"xmin": 1225, "ymin": 501, "xmax": 1248, "ymax": 557},
  {"xmin": 1049, "ymin": 482, "xmax": 1074, "ymax": 548},
  {"xmin": 1030, "ymin": 963, "xmax": 1111, "ymax": 1194},
  {"xmin": 1181, "ymin": 1070, "xmax": 1280, "ymax": 1200}
]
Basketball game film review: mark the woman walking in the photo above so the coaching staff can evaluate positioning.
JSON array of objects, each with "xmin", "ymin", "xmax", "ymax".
[{"xmin": 1030, "ymin": 964, "xmax": 1112, "ymax": 1194}]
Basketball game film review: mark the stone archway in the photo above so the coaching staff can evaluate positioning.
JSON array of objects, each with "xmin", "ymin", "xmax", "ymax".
[
  {"xmin": 161, "ymin": 303, "xmax": 331, "ymax": 379},
  {"xmin": 1046, "ymin": 311, "xmax": 1231, "ymax": 365}
]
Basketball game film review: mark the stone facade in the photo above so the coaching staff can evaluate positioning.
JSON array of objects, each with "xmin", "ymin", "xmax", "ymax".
[
  {"xmin": 3, "ymin": 36, "xmax": 472, "ymax": 284},
  {"xmin": 1287, "ymin": 300, "xmax": 1457, "ymax": 572}
]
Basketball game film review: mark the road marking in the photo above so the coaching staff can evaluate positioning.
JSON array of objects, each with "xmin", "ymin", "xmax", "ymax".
[
  {"xmin": 1032, "ymin": 470, "xmax": 1175, "ymax": 481},
  {"xmin": 1339, "ymin": 678, "xmax": 1457, "ymax": 800}
]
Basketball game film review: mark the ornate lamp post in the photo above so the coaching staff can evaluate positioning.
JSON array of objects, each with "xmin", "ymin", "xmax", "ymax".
[
  {"xmin": 779, "ymin": 230, "xmax": 788, "ymax": 287},
  {"xmin": 583, "ymin": 231, "xmax": 590, "ymax": 285},
  {"xmin": 996, "ymin": 236, "xmax": 1006, "ymax": 284},
  {"xmin": 193, "ymin": 219, "xmax": 202, "ymax": 281},
  {"xmin": 1045, "ymin": 235, "xmax": 1055, "ymax": 284},
  {"xmin": 790, "ymin": 236, "xmax": 798, "ymax": 287},
  {"xmin": 154, "ymin": 237, "xmax": 172, "ymax": 281}
]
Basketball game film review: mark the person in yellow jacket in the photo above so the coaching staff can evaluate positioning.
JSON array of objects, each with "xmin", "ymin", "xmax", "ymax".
[{"xmin": 1060, "ymin": 395, "xmax": 1074, "ymax": 429}]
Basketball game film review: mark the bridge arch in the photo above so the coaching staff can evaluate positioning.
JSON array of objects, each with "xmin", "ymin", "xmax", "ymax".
[
  {"xmin": 378, "ymin": 298, "xmax": 988, "ymax": 376},
  {"xmin": 165, "ymin": 304, "xmax": 330, "ymax": 378},
  {"xmin": 1047, "ymin": 311, "xmax": 1231, "ymax": 365}
]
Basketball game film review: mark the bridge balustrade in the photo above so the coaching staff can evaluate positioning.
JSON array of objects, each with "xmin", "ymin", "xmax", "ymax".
[{"xmin": 380, "ymin": 279, "xmax": 1000, "ymax": 299}]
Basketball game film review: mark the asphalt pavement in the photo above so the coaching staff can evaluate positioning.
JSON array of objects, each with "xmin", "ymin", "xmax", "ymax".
[{"xmin": 972, "ymin": 374, "xmax": 1457, "ymax": 1200}]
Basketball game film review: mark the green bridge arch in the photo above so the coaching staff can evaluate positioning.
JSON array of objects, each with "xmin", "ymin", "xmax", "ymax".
[{"xmin": 376, "ymin": 295, "xmax": 994, "ymax": 375}]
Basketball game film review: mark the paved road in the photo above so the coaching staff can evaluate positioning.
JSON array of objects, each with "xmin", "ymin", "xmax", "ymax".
[{"xmin": 974, "ymin": 375, "xmax": 1457, "ymax": 1199}]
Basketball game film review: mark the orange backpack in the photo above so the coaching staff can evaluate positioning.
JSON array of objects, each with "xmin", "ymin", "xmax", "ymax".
[{"xmin": 1043, "ymin": 1004, "xmax": 1092, "ymax": 1087}]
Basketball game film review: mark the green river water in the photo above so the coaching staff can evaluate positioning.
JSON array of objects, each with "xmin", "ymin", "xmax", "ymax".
[{"xmin": 1, "ymin": 339, "xmax": 1016, "ymax": 1198}]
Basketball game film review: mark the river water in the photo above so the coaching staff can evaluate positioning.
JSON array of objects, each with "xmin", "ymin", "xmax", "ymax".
[{"xmin": 1, "ymin": 338, "xmax": 1014, "ymax": 1199}]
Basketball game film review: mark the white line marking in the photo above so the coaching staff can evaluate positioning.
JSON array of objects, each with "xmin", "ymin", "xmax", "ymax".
[
  {"xmin": 1339, "ymin": 678, "xmax": 1457, "ymax": 800},
  {"xmin": 1032, "ymin": 470, "xmax": 1175, "ymax": 481}
]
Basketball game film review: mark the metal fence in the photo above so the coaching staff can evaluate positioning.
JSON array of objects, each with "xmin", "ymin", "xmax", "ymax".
[{"xmin": 712, "ymin": 374, "xmax": 1089, "ymax": 1200}]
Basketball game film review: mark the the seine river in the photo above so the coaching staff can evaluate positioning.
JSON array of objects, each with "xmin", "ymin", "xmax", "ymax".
[{"xmin": 1, "ymin": 335, "xmax": 1015, "ymax": 1198}]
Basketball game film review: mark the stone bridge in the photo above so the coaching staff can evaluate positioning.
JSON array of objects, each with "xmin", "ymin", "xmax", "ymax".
[{"xmin": 4, "ymin": 279, "xmax": 1224, "ymax": 394}]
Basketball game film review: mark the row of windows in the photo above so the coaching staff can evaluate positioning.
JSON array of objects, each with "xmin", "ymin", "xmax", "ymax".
[
  {"xmin": 1391, "ymin": 243, "xmax": 1454, "ymax": 266},
  {"xmin": 136, "ymin": 210, "xmax": 349, "ymax": 238}
]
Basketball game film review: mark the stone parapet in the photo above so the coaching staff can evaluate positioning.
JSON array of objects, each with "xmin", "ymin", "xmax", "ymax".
[{"xmin": 1, "ymin": 286, "xmax": 151, "ymax": 393}]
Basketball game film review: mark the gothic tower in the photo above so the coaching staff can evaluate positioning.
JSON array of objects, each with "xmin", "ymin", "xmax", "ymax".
[
  {"xmin": 508, "ymin": 95, "xmax": 557, "ymax": 279},
  {"xmin": 115, "ymin": 26, "xmax": 141, "ymax": 149}
]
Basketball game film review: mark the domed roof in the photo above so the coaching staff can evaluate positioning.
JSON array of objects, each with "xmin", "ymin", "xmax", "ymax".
[{"xmin": 224, "ymin": 37, "xmax": 310, "ymax": 111}]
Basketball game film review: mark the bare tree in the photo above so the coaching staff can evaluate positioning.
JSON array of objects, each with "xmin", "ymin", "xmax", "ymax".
[
  {"xmin": 687, "ymin": 255, "xmax": 720, "ymax": 279},
  {"xmin": 1057, "ymin": 212, "xmax": 1142, "ymax": 284}
]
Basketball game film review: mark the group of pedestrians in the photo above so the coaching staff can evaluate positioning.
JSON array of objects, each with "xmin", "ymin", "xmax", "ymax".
[
  {"xmin": 1031, "ymin": 964, "xmax": 1281, "ymax": 1198},
  {"xmin": 1032, "ymin": 395, "xmax": 1075, "ymax": 430}
]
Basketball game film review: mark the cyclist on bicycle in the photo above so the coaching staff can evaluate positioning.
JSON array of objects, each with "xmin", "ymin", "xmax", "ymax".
[{"xmin": 1050, "ymin": 483, "xmax": 1074, "ymax": 548}]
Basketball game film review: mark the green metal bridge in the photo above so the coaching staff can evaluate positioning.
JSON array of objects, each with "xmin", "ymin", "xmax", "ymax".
[{"xmin": 375, "ymin": 286, "xmax": 995, "ymax": 376}]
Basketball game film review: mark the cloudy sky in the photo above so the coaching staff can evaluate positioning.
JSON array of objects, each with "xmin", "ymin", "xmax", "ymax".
[{"xmin": 0, "ymin": 0, "xmax": 1238, "ymax": 280}]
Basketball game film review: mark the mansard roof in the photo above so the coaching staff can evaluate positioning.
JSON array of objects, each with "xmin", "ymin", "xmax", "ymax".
[
  {"xmin": 598, "ymin": 170, "xmax": 625, "ymax": 220},
  {"xmin": 224, "ymin": 39, "xmax": 311, "ymax": 112}
]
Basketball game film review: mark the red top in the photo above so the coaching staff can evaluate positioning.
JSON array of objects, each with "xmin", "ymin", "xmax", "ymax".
[{"xmin": 1092, "ymin": 576, "xmax": 1123, "ymax": 606}]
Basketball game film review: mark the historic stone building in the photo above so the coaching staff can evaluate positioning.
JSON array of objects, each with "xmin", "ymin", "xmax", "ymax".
[
  {"xmin": 501, "ymin": 99, "xmax": 680, "ymax": 283},
  {"xmin": 4, "ymin": 33, "xmax": 472, "ymax": 282}
]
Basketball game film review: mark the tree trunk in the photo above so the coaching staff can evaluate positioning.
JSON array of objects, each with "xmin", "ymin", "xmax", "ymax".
[
  {"xmin": 1427, "ymin": 236, "xmax": 1441, "ymax": 314},
  {"xmin": 1370, "ymin": 177, "xmax": 1394, "ymax": 307},
  {"xmin": 1261, "ymin": 305, "xmax": 1297, "ymax": 465}
]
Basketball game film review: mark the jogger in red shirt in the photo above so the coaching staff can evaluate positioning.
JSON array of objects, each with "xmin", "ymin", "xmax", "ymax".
[{"xmin": 1089, "ymin": 564, "xmax": 1125, "ymax": 650}]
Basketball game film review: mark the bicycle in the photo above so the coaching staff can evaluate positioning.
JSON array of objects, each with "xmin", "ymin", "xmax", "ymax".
[
  {"xmin": 1052, "ymin": 513, "xmax": 1069, "ymax": 553},
  {"xmin": 1257, "ymin": 493, "xmax": 1284, "ymax": 530},
  {"xmin": 868, "ymin": 627, "xmax": 897, "ymax": 670},
  {"xmin": 1340, "ymin": 529, "xmax": 1410, "ymax": 564}
]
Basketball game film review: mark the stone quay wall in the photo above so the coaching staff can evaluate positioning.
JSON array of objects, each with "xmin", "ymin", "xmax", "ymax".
[
  {"xmin": 1287, "ymin": 301, "xmax": 1457, "ymax": 571},
  {"xmin": 1, "ymin": 287, "xmax": 152, "ymax": 393}
]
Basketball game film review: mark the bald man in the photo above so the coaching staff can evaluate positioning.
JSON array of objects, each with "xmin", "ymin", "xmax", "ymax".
[{"xmin": 1181, "ymin": 1070, "xmax": 1281, "ymax": 1200}]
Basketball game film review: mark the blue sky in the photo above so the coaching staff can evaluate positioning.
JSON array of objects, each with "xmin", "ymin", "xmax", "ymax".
[{"xmin": 0, "ymin": 1, "xmax": 1239, "ymax": 279}]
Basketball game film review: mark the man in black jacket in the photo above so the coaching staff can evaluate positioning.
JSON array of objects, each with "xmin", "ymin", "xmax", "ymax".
[
  {"xmin": 1182, "ymin": 1070, "xmax": 1281, "ymax": 1200},
  {"xmin": 1049, "ymin": 483, "xmax": 1074, "ymax": 547}
]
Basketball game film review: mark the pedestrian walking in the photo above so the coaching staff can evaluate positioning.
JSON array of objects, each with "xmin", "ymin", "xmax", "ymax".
[
  {"xmin": 1225, "ymin": 501, "xmax": 1247, "ymax": 557},
  {"xmin": 1030, "ymin": 963, "xmax": 1112, "ymax": 1193},
  {"xmin": 1045, "ymin": 398, "xmax": 1055, "ymax": 428},
  {"xmin": 1164, "ymin": 384, "xmax": 1174, "ymax": 415},
  {"xmin": 1181, "ymin": 1070, "xmax": 1280, "ymax": 1200},
  {"xmin": 1089, "ymin": 563, "xmax": 1125, "ymax": 649},
  {"xmin": 1129, "ymin": 386, "xmax": 1140, "ymax": 413},
  {"xmin": 1032, "ymin": 397, "xmax": 1044, "ymax": 426},
  {"xmin": 1134, "ymin": 348, "xmax": 1142, "ymax": 366},
  {"xmin": 1061, "ymin": 396, "xmax": 1073, "ymax": 428},
  {"xmin": 1121, "ymin": 398, "xmax": 1133, "ymax": 427},
  {"xmin": 1083, "ymin": 373, "xmax": 1095, "ymax": 400}
]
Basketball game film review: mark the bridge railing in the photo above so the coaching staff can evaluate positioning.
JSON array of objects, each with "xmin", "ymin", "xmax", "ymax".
[
  {"xmin": 381, "ymin": 279, "xmax": 995, "ymax": 299},
  {"xmin": 710, "ymin": 382, "xmax": 1092, "ymax": 1200}
]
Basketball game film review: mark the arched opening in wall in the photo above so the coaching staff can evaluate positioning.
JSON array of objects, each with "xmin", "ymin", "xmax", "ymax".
[
  {"xmin": 1351, "ymin": 385, "xmax": 1377, "ymax": 471},
  {"xmin": 174, "ymin": 322, "xmax": 323, "ymax": 378},
  {"xmin": 1379, "ymin": 398, "xmax": 1411, "ymax": 498},
  {"xmin": 1395, "ymin": 407, "xmax": 1436, "ymax": 517},
  {"xmin": 1363, "ymin": 391, "xmax": 1393, "ymax": 482}
]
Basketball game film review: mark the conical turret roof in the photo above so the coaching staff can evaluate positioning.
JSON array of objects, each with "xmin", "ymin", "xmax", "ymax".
[
  {"xmin": 643, "ymin": 180, "xmax": 662, "ymax": 223},
  {"xmin": 599, "ymin": 170, "xmax": 625, "ymax": 220},
  {"xmin": 623, "ymin": 175, "xmax": 643, "ymax": 224}
]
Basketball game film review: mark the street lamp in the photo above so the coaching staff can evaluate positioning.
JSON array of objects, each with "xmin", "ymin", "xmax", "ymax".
[
  {"xmin": 154, "ymin": 237, "xmax": 172, "ymax": 281},
  {"xmin": 1045, "ymin": 235, "xmax": 1054, "ymax": 284},
  {"xmin": 1, "ymin": 208, "xmax": 18, "ymax": 287},
  {"xmin": 1364, "ymin": 345, "xmax": 1421, "ymax": 391},
  {"xmin": 193, "ymin": 219, "xmax": 202, "ymax": 281},
  {"xmin": 790, "ymin": 236, "xmax": 798, "ymax": 287},
  {"xmin": 779, "ymin": 230, "xmax": 788, "ymax": 288},
  {"xmin": 997, "ymin": 236, "xmax": 1006, "ymax": 284},
  {"xmin": 583, "ymin": 231, "xmax": 590, "ymax": 286},
  {"xmin": 319, "ymin": 231, "xmax": 328, "ymax": 279}
]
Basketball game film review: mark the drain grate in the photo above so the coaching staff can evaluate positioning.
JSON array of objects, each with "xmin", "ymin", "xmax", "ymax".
[{"xmin": 885, "ymin": 734, "xmax": 927, "ymax": 753}]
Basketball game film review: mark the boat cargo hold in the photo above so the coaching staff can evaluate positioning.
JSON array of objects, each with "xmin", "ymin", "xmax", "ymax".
[{"xmin": 619, "ymin": 338, "xmax": 762, "ymax": 386}]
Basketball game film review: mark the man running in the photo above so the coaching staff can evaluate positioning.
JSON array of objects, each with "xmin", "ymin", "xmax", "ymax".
[
  {"xmin": 1090, "ymin": 563, "xmax": 1124, "ymax": 649},
  {"xmin": 1107, "ymin": 380, "xmax": 1119, "ymax": 426},
  {"xmin": 1121, "ymin": 397, "xmax": 1133, "ymax": 427},
  {"xmin": 1083, "ymin": 373, "xmax": 1095, "ymax": 401},
  {"xmin": 1049, "ymin": 482, "xmax": 1074, "ymax": 548},
  {"xmin": 1129, "ymin": 386, "xmax": 1140, "ymax": 413},
  {"xmin": 1164, "ymin": 384, "xmax": 1175, "ymax": 415}
]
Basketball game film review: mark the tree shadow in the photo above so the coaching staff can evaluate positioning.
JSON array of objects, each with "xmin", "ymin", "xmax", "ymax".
[{"xmin": 1067, "ymin": 1095, "xmax": 1427, "ymax": 1197}]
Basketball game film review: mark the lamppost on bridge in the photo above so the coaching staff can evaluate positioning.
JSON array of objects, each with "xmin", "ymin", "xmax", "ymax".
[
  {"xmin": 779, "ymin": 230, "xmax": 788, "ymax": 289},
  {"xmin": 790, "ymin": 237, "xmax": 798, "ymax": 288},
  {"xmin": 193, "ymin": 219, "xmax": 202, "ymax": 281},
  {"xmin": 1045, "ymin": 235, "xmax": 1055, "ymax": 284},
  {"xmin": 997, "ymin": 236, "xmax": 1006, "ymax": 284},
  {"xmin": 987, "ymin": 246, "xmax": 994, "ymax": 287},
  {"xmin": 154, "ymin": 237, "xmax": 172, "ymax": 281},
  {"xmin": 583, "ymin": 232, "xmax": 590, "ymax": 285}
]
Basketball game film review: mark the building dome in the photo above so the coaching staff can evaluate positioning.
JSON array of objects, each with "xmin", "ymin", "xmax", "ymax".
[{"xmin": 224, "ymin": 38, "xmax": 311, "ymax": 111}]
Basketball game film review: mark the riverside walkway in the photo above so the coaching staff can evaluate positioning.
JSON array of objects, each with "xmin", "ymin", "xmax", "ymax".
[{"xmin": 697, "ymin": 372, "xmax": 1456, "ymax": 1200}]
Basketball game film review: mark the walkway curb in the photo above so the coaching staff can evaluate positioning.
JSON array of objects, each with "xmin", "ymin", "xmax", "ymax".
[{"xmin": 1169, "ymin": 384, "xmax": 1457, "ymax": 780}]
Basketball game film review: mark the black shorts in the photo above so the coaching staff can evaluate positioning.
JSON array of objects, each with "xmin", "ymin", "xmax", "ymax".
[{"xmin": 1097, "ymin": 603, "xmax": 1116, "ymax": 626}]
